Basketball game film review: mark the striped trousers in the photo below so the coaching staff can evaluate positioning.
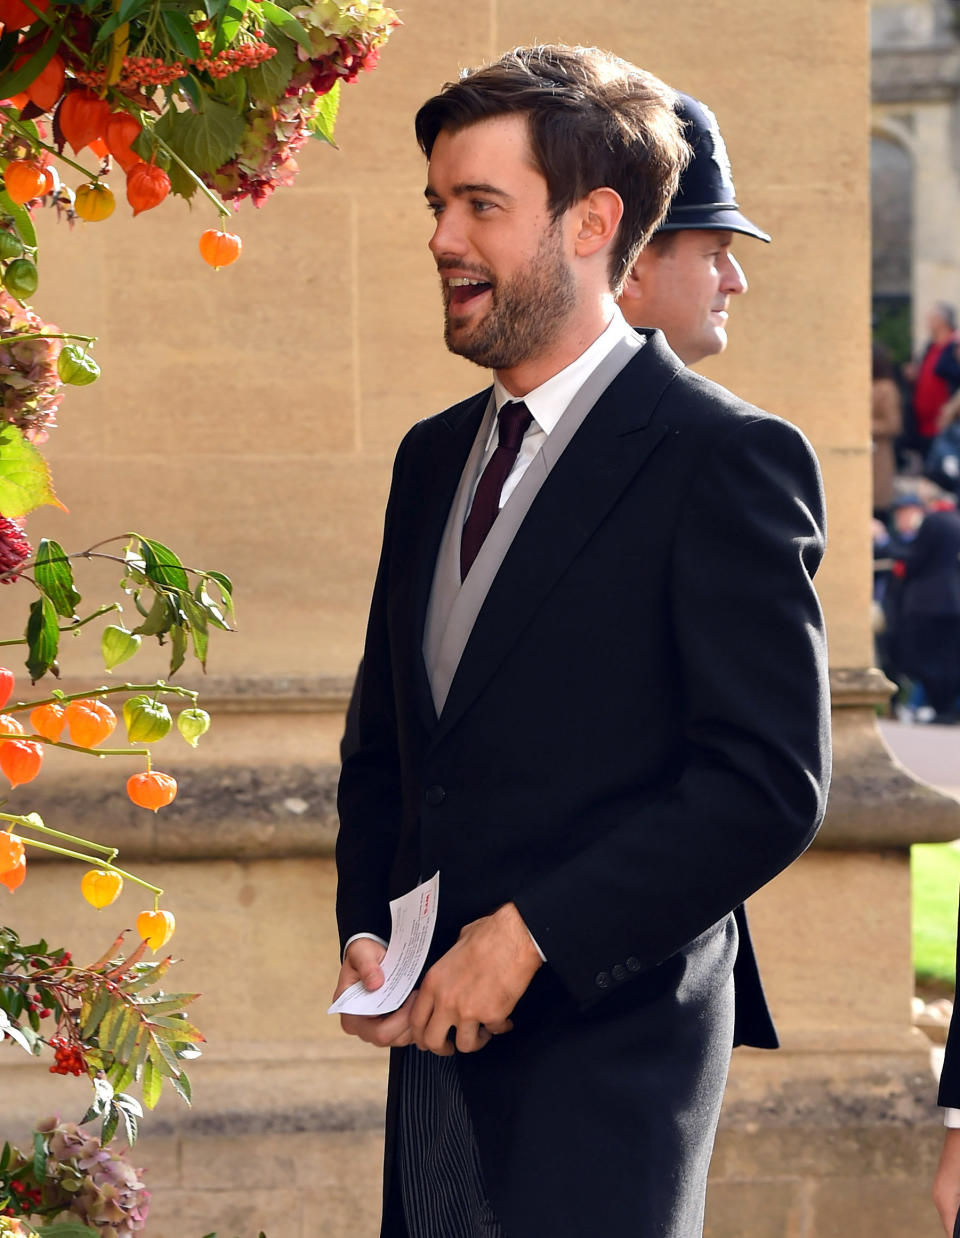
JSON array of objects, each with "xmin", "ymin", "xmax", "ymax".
[{"xmin": 396, "ymin": 1046, "xmax": 507, "ymax": 1238}]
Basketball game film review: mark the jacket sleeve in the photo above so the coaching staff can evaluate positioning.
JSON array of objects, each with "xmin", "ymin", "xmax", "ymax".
[
  {"xmin": 513, "ymin": 414, "xmax": 832, "ymax": 1007},
  {"xmin": 335, "ymin": 432, "xmax": 412, "ymax": 953},
  {"xmin": 941, "ymin": 887, "xmax": 960, "ymax": 1106}
]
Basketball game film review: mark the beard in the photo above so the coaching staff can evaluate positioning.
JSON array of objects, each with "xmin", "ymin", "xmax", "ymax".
[{"xmin": 440, "ymin": 222, "xmax": 578, "ymax": 370}]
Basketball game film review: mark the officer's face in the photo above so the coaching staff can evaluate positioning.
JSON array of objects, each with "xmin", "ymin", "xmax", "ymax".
[
  {"xmin": 617, "ymin": 229, "xmax": 748, "ymax": 365},
  {"xmin": 425, "ymin": 115, "xmax": 580, "ymax": 373}
]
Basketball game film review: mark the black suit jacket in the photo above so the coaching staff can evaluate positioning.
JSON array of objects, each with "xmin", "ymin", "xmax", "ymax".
[
  {"xmin": 939, "ymin": 886, "xmax": 960, "ymax": 1108},
  {"xmin": 336, "ymin": 330, "xmax": 831, "ymax": 1236}
]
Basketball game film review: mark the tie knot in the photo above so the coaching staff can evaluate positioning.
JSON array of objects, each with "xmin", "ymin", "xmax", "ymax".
[{"xmin": 497, "ymin": 401, "xmax": 532, "ymax": 452}]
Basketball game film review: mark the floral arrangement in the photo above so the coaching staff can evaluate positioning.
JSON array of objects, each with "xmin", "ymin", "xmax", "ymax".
[
  {"xmin": 0, "ymin": 0, "xmax": 399, "ymax": 592},
  {"xmin": 1, "ymin": 1119, "xmax": 150, "ymax": 1236}
]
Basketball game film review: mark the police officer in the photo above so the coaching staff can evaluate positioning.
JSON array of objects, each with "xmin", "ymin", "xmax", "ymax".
[{"xmin": 617, "ymin": 91, "xmax": 770, "ymax": 366}]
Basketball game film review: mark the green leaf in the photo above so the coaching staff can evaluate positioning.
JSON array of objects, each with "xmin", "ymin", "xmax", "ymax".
[
  {"xmin": 0, "ymin": 191, "xmax": 37, "ymax": 250},
  {"xmin": 25, "ymin": 595, "xmax": 58, "ymax": 681},
  {"xmin": 117, "ymin": 0, "xmax": 150, "ymax": 21},
  {"xmin": 35, "ymin": 539, "xmax": 80, "ymax": 619},
  {"xmin": 137, "ymin": 536, "xmax": 190, "ymax": 591},
  {"xmin": 33, "ymin": 1222, "xmax": 101, "ymax": 1238},
  {"xmin": 167, "ymin": 153, "xmax": 199, "ymax": 202},
  {"xmin": 169, "ymin": 621, "xmax": 187, "ymax": 676},
  {"xmin": 153, "ymin": 97, "xmax": 247, "ymax": 174},
  {"xmin": 0, "ymin": 1007, "xmax": 31, "ymax": 1053},
  {"xmin": 310, "ymin": 78, "xmax": 341, "ymax": 147},
  {"xmin": 81, "ymin": 987, "xmax": 111, "ymax": 1039},
  {"xmin": 141, "ymin": 1056, "xmax": 162, "ymax": 1108},
  {"xmin": 213, "ymin": 69, "xmax": 247, "ymax": 112},
  {"xmin": 242, "ymin": 21, "xmax": 295, "ymax": 101},
  {"xmin": 170, "ymin": 1069, "xmax": 192, "ymax": 1105},
  {"xmin": 0, "ymin": 424, "xmax": 64, "ymax": 519},
  {"xmin": 123, "ymin": 957, "xmax": 172, "ymax": 994},
  {"xmin": 181, "ymin": 594, "xmax": 209, "ymax": 666},
  {"xmin": 131, "ymin": 591, "xmax": 175, "ymax": 638},
  {"xmin": 260, "ymin": 2, "xmax": 313, "ymax": 53},
  {"xmin": 0, "ymin": 30, "xmax": 61, "ymax": 101},
  {"xmin": 214, "ymin": 0, "xmax": 249, "ymax": 53},
  {"xmin": 32, "ymin": 1129, "xmax": 45, "ymax": 1182},
  {"xmin": 162, "ymin": 9, "xmax": 201, "ymax": 59},
  {"xmin": 100, "ymin": 1103, "xmax": 119, "ymax": 1145}
]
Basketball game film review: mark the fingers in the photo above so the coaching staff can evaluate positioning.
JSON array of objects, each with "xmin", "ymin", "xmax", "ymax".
[
  {"xmin": 344, "ymin": 938, "xmax": 387, "ymax": 992},
  {"xmin": 340, "ymin": 992, "xmax": 417, "ymax": 1049},
  {"xmin": 455, "ymin": 1022, "xmax": 492, "ymax": 1054}
]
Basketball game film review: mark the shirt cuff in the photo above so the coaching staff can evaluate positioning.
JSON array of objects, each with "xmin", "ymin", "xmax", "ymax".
[
  {"xmin": 944, "ymin": 1107, "xmax": 960, "ymax": 1128},
  {"xmin": 342, "ymin": 932, "xmax": 388, "ymax": 962},
  {"xmin": 527, "ymin": 926, "xmax": 547, "ymax": 963}
]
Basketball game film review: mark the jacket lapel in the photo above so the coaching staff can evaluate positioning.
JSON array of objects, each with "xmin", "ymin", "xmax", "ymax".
[
  {"xmin": 432, "ymin": 331, "xmax": 682, "ymax": 745},
  {"xmin": 404, "ymin": 388, "xmax": 490, "ymax": 731}
]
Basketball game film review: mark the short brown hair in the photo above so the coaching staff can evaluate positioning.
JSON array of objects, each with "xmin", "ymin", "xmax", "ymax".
[{"xmin": 415, "ymin": 45, "xmax": 690, "ymax": 292}]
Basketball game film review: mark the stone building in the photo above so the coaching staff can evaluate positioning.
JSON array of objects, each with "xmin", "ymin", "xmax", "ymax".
[
  {"xmin": 0, "ymin": 1, "xmax": 956, "ymax": 1235},
  {"xmin": 873, "ymin": 0, "xmax": 960, "ymax": 355}
]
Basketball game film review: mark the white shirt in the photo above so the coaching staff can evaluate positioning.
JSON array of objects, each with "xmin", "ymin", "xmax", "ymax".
[
  {"xmin": 345, "ymin": 308, "xmax": 638, "ymax": 964},
  {"xmin": 469, "ymin": 307, "xmax": 637, "ymax": 514}
]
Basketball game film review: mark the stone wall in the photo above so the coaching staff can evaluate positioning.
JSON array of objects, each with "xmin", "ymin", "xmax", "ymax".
[{"xmin": 0, "ymin": 2, "xmax": 952, "ymax": 1236}]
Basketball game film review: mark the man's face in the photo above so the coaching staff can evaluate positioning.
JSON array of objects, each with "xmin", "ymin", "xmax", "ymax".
[
  {"xmin": 619, "ymin": 229, "xmax": 748, "ymax": 365},
  {"xmin": 425, "ymin": 115, "xmax": 578, "ymax": 370}
]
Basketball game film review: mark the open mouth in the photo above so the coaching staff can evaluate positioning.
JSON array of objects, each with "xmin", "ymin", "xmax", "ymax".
[{"xmin": 447, "ymin": 277, "xmax": 492, "ymax": 309}]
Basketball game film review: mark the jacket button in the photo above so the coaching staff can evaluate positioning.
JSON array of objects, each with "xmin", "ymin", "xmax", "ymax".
[
  {"xmin": 424, "ymin": 785, "xmax": 445, "ymax": 806},
  {"xmin": 595, "ymin": 972, "xmax": 610, "ymax": 990},
  {"xmin": 612, "ymin": 964, "xmax": 627, "ymax": 982},
  {"xmin": 626, "ymin": 956, "xmax": 641, "ymax": 972}
]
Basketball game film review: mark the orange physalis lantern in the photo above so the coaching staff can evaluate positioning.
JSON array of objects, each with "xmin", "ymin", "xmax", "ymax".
[
  {"xmin": 21, "ymin": 51, "xmax": 64, "ymax": 111},
  {"xmin": 136, "ymin": 908, "xmax": 175, "ymax": 950},
  {"xmin": 4, "ymin": 160, "xmax": 46, "ymax": 205},
  {"xmin": 64, "ymin": 698, "xmax": 116, "ymax": 748},
  {"xmin": 105, "ymin": 111, "xmax": 142, "ymax": 172},
  {"xmin": 127, "ymin": 770, "xmax": 177, "ymax": 811},
  {"xmin": 198, "ymin": 229, "xmax": 242, "ymax": 270},
  {"xmin": 126, "ymin": 161, "xmax": 170, "ymax": 216},
  {"xmin": 59, "ymin": 89, "xmax": 110, "ymax": 154},
  {"xmin": 29, "ymin": 702, "xmax": 65, "ymax": 741},
  {"xmin": 0, "ymin": 738, "xmax": 42, "ymax": 787}
]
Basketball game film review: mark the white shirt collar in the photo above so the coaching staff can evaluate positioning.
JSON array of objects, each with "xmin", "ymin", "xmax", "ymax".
[{"xmin": 492, "ymin": 307, "xmax": 636, "ymax": 435}]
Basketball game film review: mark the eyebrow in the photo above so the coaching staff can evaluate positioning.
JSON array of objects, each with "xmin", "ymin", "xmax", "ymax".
[{"xmin": 424, "ymin": 182, "xmax": 515, "ymax": 201}]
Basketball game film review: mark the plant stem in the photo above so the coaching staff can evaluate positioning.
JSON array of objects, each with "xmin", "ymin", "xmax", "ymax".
[
  {"xmin": 7, "ymin": 680, "xmax": 198, "ymax": 713},
  {"xmin": 0, "ymin": 732, "xmax": 145, "ymax": 756},
  {"xmin": 0, "ymin": 331, "xmax": 97, "ymax": 345},
  {"xmin": 149, "ymin": 131, "xmax": 230, "ymax": 219},
  {"xmin": 0, "ymin": 811, "xmax": 118, "ymax": 859},
  {"xmin": 15, "ymin": 835, "xmax": 163, "ymax": 895},
  {"xmin": 0, "ymin": 602, "xmax": 121, "ymax": 647},
  {"xmin": 0, "ymin": 108, "xmax": 101, "ymax": 182}
]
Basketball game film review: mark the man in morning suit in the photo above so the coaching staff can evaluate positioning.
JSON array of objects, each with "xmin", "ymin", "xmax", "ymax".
[{"xmin": 334, "ymin": 44, "xmax": 831, "ymax": 1238}]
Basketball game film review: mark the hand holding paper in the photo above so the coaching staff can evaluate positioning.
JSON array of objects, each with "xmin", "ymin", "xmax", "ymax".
[{"xmin": 329, "ymin": 872, "xmax": 439, "ymax": 1017}]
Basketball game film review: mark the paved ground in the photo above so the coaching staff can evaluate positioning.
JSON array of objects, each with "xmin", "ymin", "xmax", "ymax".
[{"xmin": 878, "ymin": 717, "xmax": 960, "ymax": 801}]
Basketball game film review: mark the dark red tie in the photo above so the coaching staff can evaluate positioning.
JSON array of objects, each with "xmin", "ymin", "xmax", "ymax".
[{"xmin": 460, "ymin": 400, "xmax": 533, "ymax": 580}]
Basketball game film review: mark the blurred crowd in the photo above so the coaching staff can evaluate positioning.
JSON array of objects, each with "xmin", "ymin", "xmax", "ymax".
[{"xmin": 873, "ymin": 301, "xmax": 960, "ymax": 723}]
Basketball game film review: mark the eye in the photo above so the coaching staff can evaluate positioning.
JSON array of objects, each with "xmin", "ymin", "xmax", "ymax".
[
  {"xmin": 426, "ymin": 200, "xmax": 444, "ymax": 217},
  {"xmin": 471, "ymin": 199, "xmax": 495, "ymax": 213}
]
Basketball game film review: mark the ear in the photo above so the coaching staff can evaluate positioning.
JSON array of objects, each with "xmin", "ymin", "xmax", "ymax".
[
  {"xmin": 572, "ymin": 187, "xmax": 624, "ymax": 261},
  {"xmin": 615, "ymin": 244, "xmax": 656, "ymax": 315}
]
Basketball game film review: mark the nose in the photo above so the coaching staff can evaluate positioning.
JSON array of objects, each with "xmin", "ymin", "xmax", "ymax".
[
  {"xmin": 720, "ymin": 251, "xmax": 748, "ymax": 296},
  {"xmin": 428, "ymin": 207, "xmax": 466, "ymax": 261}
]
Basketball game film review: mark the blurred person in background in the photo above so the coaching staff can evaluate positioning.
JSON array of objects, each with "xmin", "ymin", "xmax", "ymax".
[
  {"xmin": 872, "ymin": 343, "xmax": 902, "ymax": 519},
  {"xmin": 904, "ymin": 302, "xmax": 960, "ymax": 460}
]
